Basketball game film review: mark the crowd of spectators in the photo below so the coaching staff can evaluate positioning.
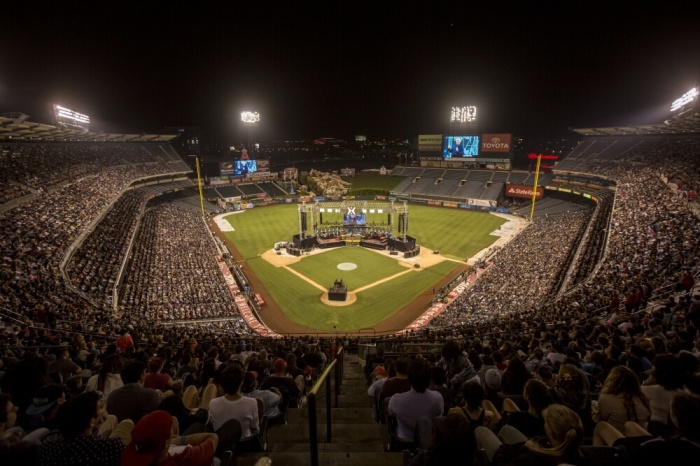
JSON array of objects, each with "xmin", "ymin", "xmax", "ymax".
[
  {"xmin": 66, "ymin": 190, "xmax": 146, "ymax": 305},
  {"xmin": 119, "ymin": 203, "xmax": 247, "ymax": 322},
  {"xmin": 0, "ymin": 330, "xmax": 338, "ymax": 465},
  {"xmin": 0, "ymin": 137, "xmax": 700, "ymax": 464}
]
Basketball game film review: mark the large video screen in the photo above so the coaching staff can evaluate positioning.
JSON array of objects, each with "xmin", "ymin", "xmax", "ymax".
[
  {"xmin": 234, "ymin": 160, "xmax": 257, "ymax": 175},
  {"xmin": 343, "ymin": 208, "xmax": 366, "ymax": 225},
  {"xmin": 443, "ymin": 135, "xmax": 480, "ymax": 158},
  {"xmin": 219, "ymin": 160, "xmax": 258, "ymax": 176}
]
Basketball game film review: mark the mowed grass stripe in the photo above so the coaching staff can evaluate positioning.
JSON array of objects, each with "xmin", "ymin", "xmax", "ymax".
[
  {"xmin": 288, "ymin": 248, "xmax": 405, "ymax": 290},
  {"xmin": 405, "ymin": 205, "xmax": 506, "ymax": 260},
  {"xmin": 224, "ymin": 207, "xmax": 299, "ymax": 260}
]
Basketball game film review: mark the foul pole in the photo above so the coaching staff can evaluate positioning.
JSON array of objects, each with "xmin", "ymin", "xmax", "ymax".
[
  {"xmin": 195, "ymin": 156, "xmax": 205, "ymax": 216},
  {"xmin": 529, "ymin": 154, "xmax": 542, "ymax": 222}
]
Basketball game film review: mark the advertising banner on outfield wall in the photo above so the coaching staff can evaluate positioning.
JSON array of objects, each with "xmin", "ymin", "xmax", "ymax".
[
  {"xmin": 468, "ymin": 199, "xmax": 496, "ymax": 208},
  {"xmin": 480, "ymin": 134, "xmax": 512, "ymax": 153},
  {"xmin": 505, "ymin": 184, "xmax": 543, "ymax": 200},
  {"xmin": 418, "ymin": 134, "xmax": 442, "ymax": 151},
  {"xmin": 427, "ymin": 200, "xmax": 442, "ymax": 206},
  {"xmin": 443, "ymin": 201, "xmax": 459, "ymax": 208}
]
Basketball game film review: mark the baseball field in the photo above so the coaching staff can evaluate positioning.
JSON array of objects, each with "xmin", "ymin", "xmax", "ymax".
[{"xmin": 219, "ymin": 204, "xmax": 508, "ymax": 333}]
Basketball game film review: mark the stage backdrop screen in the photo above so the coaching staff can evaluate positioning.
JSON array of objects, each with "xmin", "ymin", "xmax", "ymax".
[
  {"xmin": 443, "ymin": 135, "xmax": 479, "ymax": 158},
  {"xmin": 343, "ymin": 208, "xmax": 366, "ymax": 225}
]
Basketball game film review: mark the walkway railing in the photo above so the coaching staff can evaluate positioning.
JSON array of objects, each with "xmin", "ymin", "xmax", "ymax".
[{"xmin": 306, "ymin": 347, "xmax": 344, "ymax": 466}]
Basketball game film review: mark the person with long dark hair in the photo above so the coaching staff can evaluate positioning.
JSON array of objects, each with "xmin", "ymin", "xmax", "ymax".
[
  {"xmin": 85, "ymin": 354, "xmax": 124, "ymax": 398},
  {"xmin": 40, "ymin": 391, "xmax": 129, "ymax": 466}
]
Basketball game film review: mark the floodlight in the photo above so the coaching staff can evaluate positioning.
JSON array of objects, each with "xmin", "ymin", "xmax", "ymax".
[
  {"xmin": 451, "ymin": 106, "xmax": 477, "ymax": 123},
  {"xmin": 241, "ymin": 111, "xmax": 260, "ymax": 123},
  {"xmin": 670, "ymin": 88, "xmax": 698, "ymax": 112}
]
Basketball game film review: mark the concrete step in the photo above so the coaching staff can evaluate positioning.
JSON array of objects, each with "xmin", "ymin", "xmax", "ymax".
[
  {"xmin": 236, "ymin": 451, "xmax": 404, "ymax": 466},
  {"xmin": 337, "ymin": 393, "xmax": 373, "ymax": 406},
  {"xmin": 269, "ymin": 422, "xmax": 387, "ymax": 444},
  {"xmin": 270, "ymin": 442, "xmax": 385, "ymax": 453},
  {"xmin": 287, "ymin": 407, "xmax": 375, "ymax": 424}
]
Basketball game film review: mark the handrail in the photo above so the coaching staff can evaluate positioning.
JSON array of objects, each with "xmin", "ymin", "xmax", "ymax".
[{"xmin": 307, "ymin": 346, "xmax": 344, "ymax": 466}]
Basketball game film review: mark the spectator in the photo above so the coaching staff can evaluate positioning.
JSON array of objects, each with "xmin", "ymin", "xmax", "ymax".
[
  {"xmin": 388, "ymin": 359, "xmax": 443, "ymax": 448},
  {"xmin": 49, "ymin": 348, "xmax": 82, "ymax": 384},
  {"xmin": 0, "ymin": 393, "xmax": 40, "ymax": 464},
  {"xmin": 448, "ymin": 381, "xmax": 497, "ymax": 429},
  {"xmin": 120, "ymin": 410, "xmax": 218, "ymax": 466},
  {"xmin": 259, "ymin": 358, "xmax": 301, "ymax": 408},
  {"xmin": 115, "ymin": 330, "xmax": 134, "ymax": 354},
  {"xmin": 549, "ymin": 364, "xmax": 592, "ymax": 435},
  {"xmin": 25, "ymin": 384, "xmax": 66, "ymax": 431},
  {"xmin": 523, "ymin": 404, "xmax": 585, "ymax": 466},
  {"xmin": 144, "ymin": 358, "xmax": 177, "ymax": 392},
  {"xmin": 85, "ymin": 354, "xmax": 124, "ymax": 398},
  {"xmin": 208, "ymin": 364, "xmax": 259, "ymax": 440},
  {"xmin": 406, "ymin": 414, "xmax": 478, "ymax": 466},
  {"xmin": 106, "ymin": 361, "xmax": 160, "ymax": 424},
  {"xmin": 241, "ymin": 371, "xmax": 282, "ymax": 419},
  {"xmin": 379, "ymin": 356, "xmax": 411, "ymax": 401},
  {"xmin": 40, "ymin": 391, "xmax": 128, "ymax": 466},
  {"xmin": 641, "ymin": 354, "xmax": 685, "ymax": 435},
  {"xmin": 501, "ymin": 379, "xmax": 552, "ymax": 438},
  {"xmin": 501, "ymin": 356, "xmax": 532, "ymax": 396},
  {"xmin": 596, "ymin": 365, "xmax": 651, "ymax": 432}
]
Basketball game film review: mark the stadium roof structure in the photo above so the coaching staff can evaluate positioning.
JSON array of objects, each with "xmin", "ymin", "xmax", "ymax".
[
  {"xmin": 572, "ymin": 110, "xmax": 700, "ymax": 136},
  {"xmin": 0, "ymin": 115, "xmax": 176, "ymax": 142}
]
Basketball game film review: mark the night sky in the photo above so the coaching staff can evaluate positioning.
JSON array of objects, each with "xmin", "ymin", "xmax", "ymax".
[{"xmin": 1, "ymin": 1, "xmax": 698, "ymax": 142}]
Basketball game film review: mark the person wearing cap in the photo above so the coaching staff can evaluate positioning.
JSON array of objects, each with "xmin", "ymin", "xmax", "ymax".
[
  {"xmin": 208, "ymin": 364, "xmax": 259, "ymax": 440},
  {"xmin": 241, "ymin": 371, "xmax": 282, "ymax": 419},
  {"xmin": 121, "ymin": 410, "xmax": 218, "ymax": 466},
  {"xmin": 259, "ymin": 358, "xmax": 301, "ymax": 408},
  {"xmin": 40, "ymin": 391, "xmax": 128, "ymax": 466},
  {"xmin": 25, "ymin": 383, "xmax": 66, "ymax": 431}
]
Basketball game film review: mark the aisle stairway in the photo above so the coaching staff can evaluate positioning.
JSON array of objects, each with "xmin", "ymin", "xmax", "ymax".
[{"xmin": 237, "ymin": 356, "xmax": 404, "ymax": 465}]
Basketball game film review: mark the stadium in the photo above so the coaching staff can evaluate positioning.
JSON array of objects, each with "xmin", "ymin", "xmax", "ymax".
[
  {"xmin": 1, "ymin": 90, "xmax": 700, "ymax": 464},
  {"xmin": 2, "ymin": 4, "xmax": 700, "ymax": 463}
]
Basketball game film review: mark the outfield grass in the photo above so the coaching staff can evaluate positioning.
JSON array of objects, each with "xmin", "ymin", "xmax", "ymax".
[
  {"xmin": 345, "ymin": 174, "xmax": 405, "ymax": 193},
  {"xmin": 223, "ymin": 204, "xmax": 505, "ymax": 331},
  {"xmin": 405, "ymin": 205, "xmax": 506, "ymax": 260},
  {"xmin": 288, "ymin": 247, "xmax": 406, "ymax": 290}
]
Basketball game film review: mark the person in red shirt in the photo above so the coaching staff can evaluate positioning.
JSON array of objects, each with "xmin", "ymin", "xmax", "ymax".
[
  {"xmin": 116, "ymin": 329, "xmax": 134, "ymax": 353},
  {"xmin": 144, "ymin": 358, "xmax": 176, "ymax": 392},
  {"xmin": 121, "ymin": 410, "xmax": 218, "ymax": 466},
  {"xmin": 609, "ymin": 293, "xmax": 620, "ymax": 312},
  {"xmin": 681, "ymin": 271, "xmax": 695, "ymax": 293}
]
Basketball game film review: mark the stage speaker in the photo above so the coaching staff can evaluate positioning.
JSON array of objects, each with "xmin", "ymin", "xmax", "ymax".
[{"xmin": 301, "ymin": 212, "xmax": 307, "ymax": 231}]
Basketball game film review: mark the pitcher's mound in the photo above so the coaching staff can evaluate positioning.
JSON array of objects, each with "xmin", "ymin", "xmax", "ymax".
[{"xmin": 320, "ymin": 291, "xmax": 357, "ymax": 306}]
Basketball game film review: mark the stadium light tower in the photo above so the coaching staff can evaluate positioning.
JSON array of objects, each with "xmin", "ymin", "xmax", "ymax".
[
  {"xmin": 450, "ymin": 106, "xmax": 477, "ymax": 133},
  {"xmin": 241, "ymin": 111, "xmax": 260, "ymax": 156}
]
